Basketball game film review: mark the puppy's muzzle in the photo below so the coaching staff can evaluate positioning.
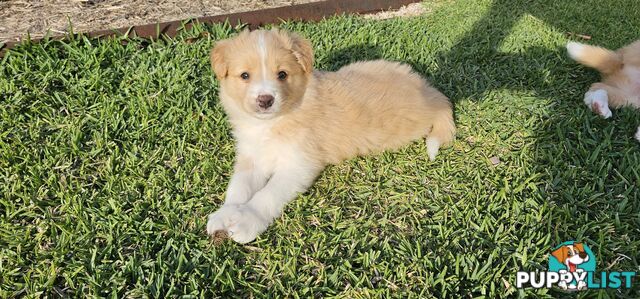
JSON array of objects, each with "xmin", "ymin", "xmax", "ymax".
[{"xmin": 257, "ymin": 94, "xmax": 275, "ymax": 110}]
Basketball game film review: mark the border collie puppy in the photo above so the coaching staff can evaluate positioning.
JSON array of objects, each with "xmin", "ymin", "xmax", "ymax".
[{"xmin": 207, "ymin": 29, "xmax": 455, "ymax": 243}]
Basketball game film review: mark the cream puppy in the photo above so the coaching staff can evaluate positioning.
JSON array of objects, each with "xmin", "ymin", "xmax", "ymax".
[
  {"xmin": 567, "ymin": 40, "xmax": 640, "ymax": 141},
  {"xmin": 206, "ymin": 29, "xmax": 456, "ymax": 243}
]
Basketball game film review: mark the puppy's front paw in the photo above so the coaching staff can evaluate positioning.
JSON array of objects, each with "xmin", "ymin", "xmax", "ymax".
[
  {"xmin": 207, "ymin": 205, "xmax": 268, "ymax": 244},
  {"xmin": 227, "ymin": 206, "xmax": 269, "ymax": 244},
  {"xmin": 206, "ymin": 205, "xmax": 235, "ymax": 235},
  {"xmin": 584, "ymin": 89, "xmax": 612, "ymax": 119}
]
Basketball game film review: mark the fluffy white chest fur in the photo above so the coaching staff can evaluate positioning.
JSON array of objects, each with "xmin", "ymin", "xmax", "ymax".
[{"xmin": 234, "ymin": 120, "xmax": 299, "ymax": 177}]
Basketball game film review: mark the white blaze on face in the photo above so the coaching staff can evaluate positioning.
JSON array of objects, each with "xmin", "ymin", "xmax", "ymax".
[
  {"xmin": 249, "ymin": 31, "xmax": 279, "ymax": 113},
  {"xmin": 259, "ymin": 32, "xmax": 268, "ymax": 82}
]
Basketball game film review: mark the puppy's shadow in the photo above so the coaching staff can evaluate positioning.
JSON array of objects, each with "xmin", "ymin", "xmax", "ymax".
[{"xmin": 318, "ymin": 44, "xmax": 384, "ymax": 71}]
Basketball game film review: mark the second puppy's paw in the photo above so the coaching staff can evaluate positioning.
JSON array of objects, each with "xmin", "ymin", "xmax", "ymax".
[{"xmin": 584, "ymin": 89, "xmax": 612, "ymax": 119}]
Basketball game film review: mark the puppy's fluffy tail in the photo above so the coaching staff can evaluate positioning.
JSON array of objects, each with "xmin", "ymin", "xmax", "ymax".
[
  {"xmin": 426, "ymin": 108, "xmax": 456, "ymax": 161},
  {"xmin": 566, "ymin": 42, "xmax": 622, "ymax": 75}
]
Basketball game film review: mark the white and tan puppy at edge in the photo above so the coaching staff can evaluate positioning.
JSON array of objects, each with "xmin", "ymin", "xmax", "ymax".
[
  {"xmin": 566, "ymin": 40, "xmax": 640, "ymax": 141},
  {"xmin": 206, "ymin": 29, "xmax": 456, "ymax": 244}
]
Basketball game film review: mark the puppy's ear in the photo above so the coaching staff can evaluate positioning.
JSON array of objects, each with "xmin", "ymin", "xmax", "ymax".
[
  {"xmin": 210, "ymin": 41, "xmax": 228, "ymax": 79},
  {"xmin": 551, "ymin": 247, "xmax": 567, "ymax": 263},
  {"xmin": 291, "ymin": 33, "xmax": 313, "ymax": 73},
  {"xmin": 574, "ymin": 243, "xmax": 585, "ymax": 252}
]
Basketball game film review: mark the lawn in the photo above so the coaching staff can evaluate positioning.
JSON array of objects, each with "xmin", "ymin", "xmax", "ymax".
[{"xmin": 1, "ymin": 0, "xmax": 639, "ymax": 297}]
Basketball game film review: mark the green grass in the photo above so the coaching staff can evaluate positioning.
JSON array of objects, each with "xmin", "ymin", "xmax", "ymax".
[{"xmin": 1, "ymin": 0, "xmax": 640, "ymax": 297}]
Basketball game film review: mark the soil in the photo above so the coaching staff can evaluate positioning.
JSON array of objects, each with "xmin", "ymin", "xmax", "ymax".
[
  {"xmin": 364, "ymin": 2, "xmax": 426, "ymax": 20},
  {"xmin": 0, "ymin": 1, "xmax": 426, "ymax": 45},
  {"xmin": 0, "ymin": 0, "xmax": 320, "ymax": 43}
]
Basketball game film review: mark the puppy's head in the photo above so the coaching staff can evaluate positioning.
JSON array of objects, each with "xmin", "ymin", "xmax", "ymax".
[{"xmin": 210, "ymin": 29, "xmax": 314, "ymax": 119}]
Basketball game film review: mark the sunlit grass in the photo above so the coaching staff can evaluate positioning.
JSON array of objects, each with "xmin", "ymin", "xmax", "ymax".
[{"xmin": 1, "ymin": 0, "xmax": 639, "ymax": 297}]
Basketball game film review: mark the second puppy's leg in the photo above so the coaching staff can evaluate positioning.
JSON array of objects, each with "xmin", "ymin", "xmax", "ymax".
[
  {"xmin": 584, "ymin": 89, "xmax": 612, "ymax": 118},
  {"xmin": 584, "ymin": 83, "xmax": 631, "ymax": 118}
]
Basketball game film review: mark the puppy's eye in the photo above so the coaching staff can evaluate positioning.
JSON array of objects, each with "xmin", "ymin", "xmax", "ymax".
[
  {"xmin": 277, "ymin": 71, "xmax": 288, "ymax": 81},
  {"xmin": 241, "ymin": 72, "xmax": 250, "ymax": 80}
]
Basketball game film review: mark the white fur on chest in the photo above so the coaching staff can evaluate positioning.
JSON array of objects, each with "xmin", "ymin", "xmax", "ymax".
[{"xmin": 233, "ymin": 120, "xmax": 299, "ymax": 175}]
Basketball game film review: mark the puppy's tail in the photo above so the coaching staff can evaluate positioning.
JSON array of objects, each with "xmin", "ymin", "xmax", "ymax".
[
  {"xmin": 566, "ymin": 41, "xmax": 622, "ymax": 75},
  {"xmin": 426, "ymin": 107, "xmax": 456, "ymax": 161}
]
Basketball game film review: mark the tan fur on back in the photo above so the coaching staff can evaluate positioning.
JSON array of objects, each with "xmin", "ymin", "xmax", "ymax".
[
  {"xmin": 273, "ymin": 60, "xmax": 454, "ymax": 164},
  {"xmin": 212, "ymin": 29, "xmax": 455, "ymax": 166}
]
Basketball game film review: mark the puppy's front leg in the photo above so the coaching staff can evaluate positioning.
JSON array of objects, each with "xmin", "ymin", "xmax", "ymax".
[
  {"xmin": 206, "ymin": 155, "xmax": 268, "ymax": 236},
  {"xmin": 224, "ymin": 155, "xmax": 268, "ymax": 205},
  {"xmin": 210, "ymin": 160, "xmax": 321, "ymax": 244}
]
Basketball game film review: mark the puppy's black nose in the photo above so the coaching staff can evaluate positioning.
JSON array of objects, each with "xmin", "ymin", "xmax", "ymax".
[
  {"xmin": 579, "ymin": 252, "xmax": 588, "ymax": 259},
  {"xmin": 257, "ymin": 94, "xmax": 274, "ymax": 109}
]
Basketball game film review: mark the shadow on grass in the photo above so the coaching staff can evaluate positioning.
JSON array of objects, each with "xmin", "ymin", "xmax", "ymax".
[{"xmin": 321, "ymin": 0, "xmax": 639, "ymax": 296}]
